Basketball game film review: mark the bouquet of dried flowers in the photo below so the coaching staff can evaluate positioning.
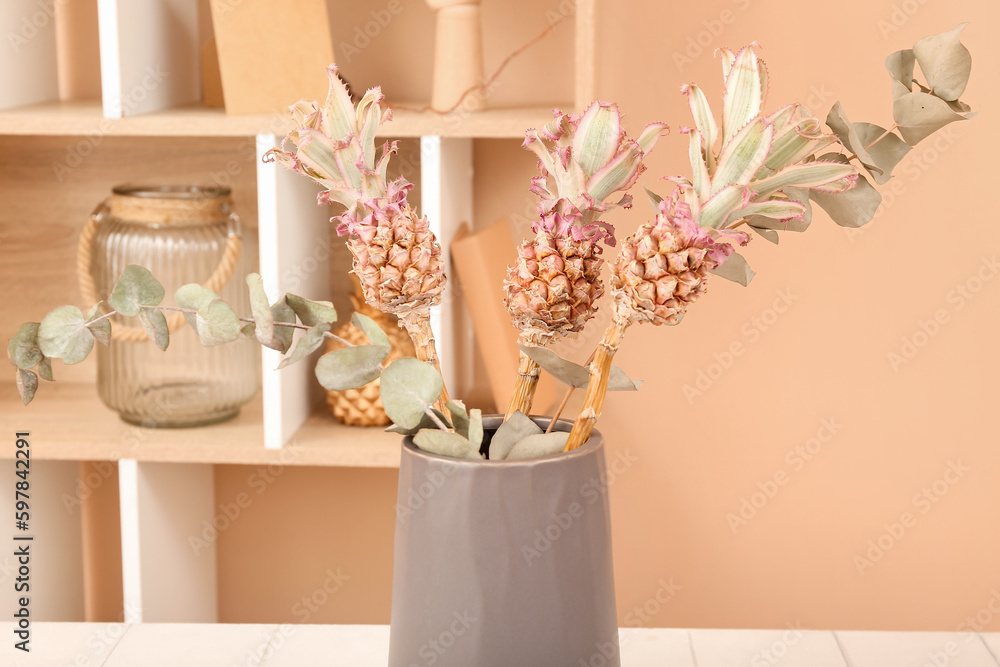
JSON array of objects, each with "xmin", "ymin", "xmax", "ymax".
[{"xmin": 9, "ymin": 26, "xmax": 975, "ymax": 461}]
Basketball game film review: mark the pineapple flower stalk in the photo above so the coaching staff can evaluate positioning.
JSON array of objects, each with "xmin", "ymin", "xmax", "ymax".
[
  {"xmin": 264, "ymin": 66, "xmax": 450, "ymax": 413},
  {"xmin": 503, "ymin": 102, "xmax": 667, "ymax": 420},
  {"xmin": 564, "ymin": 44, "xmax": 863, "ymax": 452},
  {"xmin": 563, "ymin": 194, "xmax": 744, "ymax": 450},
  {"xmin": 668, "ymin": 44, "xmax": 858, "ymax": 239}
]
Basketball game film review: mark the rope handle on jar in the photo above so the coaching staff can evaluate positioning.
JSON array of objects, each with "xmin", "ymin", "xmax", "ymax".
[{"xmin": 77, "ymin": 201, "xmax": 244, "ymax": 343}]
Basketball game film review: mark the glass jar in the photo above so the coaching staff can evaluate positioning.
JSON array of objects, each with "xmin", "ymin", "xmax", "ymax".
[{"xmin": 83, "ymin": 185, "xmax": 259, "ymax": 427}]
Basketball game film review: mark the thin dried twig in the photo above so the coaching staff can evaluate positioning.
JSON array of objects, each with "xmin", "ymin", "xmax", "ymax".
[{"xmin": 389, "ymin": 14, "xmax": 570, "ymax": 115}]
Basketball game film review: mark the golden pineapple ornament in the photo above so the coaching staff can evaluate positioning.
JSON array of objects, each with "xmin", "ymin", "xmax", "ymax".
[{"xmin": 325, "ymin": 276, "xmax": 416, "ymax": 426}]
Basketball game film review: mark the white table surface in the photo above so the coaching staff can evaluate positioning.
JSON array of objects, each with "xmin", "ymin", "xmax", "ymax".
[{"xmin": 3, "ymin": 623, "xmax": 999, "ymax": 666}]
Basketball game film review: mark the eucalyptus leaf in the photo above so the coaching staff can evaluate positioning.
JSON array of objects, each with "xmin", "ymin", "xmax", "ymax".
[
  {"xmin": 852, "ymin": 122, "xmax": 911, "ymax": 184},
  {"xmin": 379, "ymin": 358, "xmax": 444, "ymax": 429},
  {"xmin": 885, "ymin": 49, "xmax": 915, "ymax": 90},
  {"xmin": 811, "ymin": 173, "xmax": 882, "ymax": 228},
  {"xmin": 286, "ymin": 293, "xmax": 337, "ymax": 327},
  {"xmin": 749, "ymin": 225, "xmax": 779, "ymax": 244},
  {"xmin": 447, "ymin": 399, "xmax": 470, "ymax": 438},
  {"xmin": 893, "ymin": 91, "xmax": 975, "ymax": 145},
  {"xmin": 825, "ymin": 102, "xmax": 882, "ymax": 176},
  {"xmin": 468, "ymin": 409, "xmax": 483, "ymax": 449},
  {"xmin": 7, "ymin": 322, "xmax": 42, "ymax": 371},
  {"xmin": 37, "ymin": 357, "xmax": 53, "ymax": 382},
  {"xmin": 194, "ymin": 299, "xmax": 241, "ymax": 346},
  {"xmin": 608, "ymin": 365, "xmax": 643, "ymax": 392},
  {"xmin": 947, "ymin": 98, "xmax": 972, "ymax": 114},
  {"xmin": 15, "ymin": 368, "xmax": 38, "ymax": 406},
  {"xmin": 174, "ymin": 284, "xmax": 219, "ymax": 330},
  {"xmin": 277, "ymin": 323, "xmax": 330, "ymax": 370},
  {"xmin": 352, "ymin": 312, "xmax": 390, "ymax": 347},
  {"xmin": 913, "ymin": 23, "xmax": 972, "ymax": 102},
  {"xmin": 315, "ymin": 344, "xmax": 388, "ymax": 391},
  {"xmin": 240, "ymin": 323, "xmax": 256, "ymax": 337},
  {"xmin": 85, "ymin": 303, "xmax": 111, "ymax": 347},
  {"xmin": 246, "ymin": 273, "xmax": 275, "ymax": 345},
  {"xmin": 136, "ymin": 307, "xmax": 169, "ymax": 350},
  {"xmin": 38, "ymin": 306, "xmax": 94, "ymax": 365},
  {"xmin": 710, "ymin": 252, "xmax": 755, "ymax": 286},
  {"xmin": 489, "ymin": 411, "xmax": 542, "ymax": 461},
  {"xmin": 506, "ymin": 432, "xmax": 570, "ymax": 461},
  {"xmin": 413, "ymin": 429, "xmax": 482, "ymax": 460},
  {"xmin": 108, "ymin": 265, "xmax": 164, "ymax": 317},
  {"xmin": 385, "ymin": 409, "xmax": 452, "ymax": 435},
  {"xmin": 517, "ymin": 344, "xmax": 590, "ymax": 388},
  {"xmin": 271, "ymin": 301, "xmax": 296, "ymax": 353}
]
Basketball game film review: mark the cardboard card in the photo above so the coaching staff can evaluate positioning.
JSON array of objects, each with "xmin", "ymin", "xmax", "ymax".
[
  {"xmin": 451, "ymin": 218, "xmax": 560, "ymax": 415},
  {"xmin": 209, "ymin": 0, "xmax": 334, "ymax": 115}
]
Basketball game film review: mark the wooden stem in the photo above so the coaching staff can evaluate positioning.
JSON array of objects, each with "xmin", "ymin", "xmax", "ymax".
[
  {"xmin": 545, "ymin": 349, "xmax": 596, "ymax": 433},
  {"xmin": 564, "ymin": 320, "xmax": 628, "ymax": 451},
  {"xmin": 545, "ymin": 385, "xmax": 575, "ymax": 434},
  {"xmin": 401, "ymin": 310, "xmax": 450, "ymax": 414},
  {"xmin": 863, "ymin": 124, "xmax": 898, "ymax": 151},
  {"xmin": 505, "ymin": 351, "xmax": 542, "ymax": 420}
]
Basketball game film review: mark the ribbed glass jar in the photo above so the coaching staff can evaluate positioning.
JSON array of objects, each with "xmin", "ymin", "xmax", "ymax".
[{"xmin": 87, "ymin": 185, "xmax": 259, "ymax": 427}]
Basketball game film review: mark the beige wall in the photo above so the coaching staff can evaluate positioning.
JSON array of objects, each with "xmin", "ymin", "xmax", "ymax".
[
  {"xmin": 216, "ymin": 0, "xmax": 1000, "ymax": 631},
  {"xmin": 586, "ymin": 0, "xmax": 1000, "ymax": 631}
]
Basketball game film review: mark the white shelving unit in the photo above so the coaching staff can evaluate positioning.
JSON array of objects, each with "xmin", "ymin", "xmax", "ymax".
[{"xmin": 0, "ymin": 0, "xmax": 595, "ymax": 625}]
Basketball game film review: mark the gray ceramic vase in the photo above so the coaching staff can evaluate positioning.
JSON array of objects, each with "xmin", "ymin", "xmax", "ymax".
[{"xmin": 388, "ymin": 416, "xmax": 620, "ymax": 667}]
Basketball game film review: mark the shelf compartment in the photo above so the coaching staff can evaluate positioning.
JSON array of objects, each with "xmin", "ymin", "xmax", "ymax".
[
  {"xmin": 0, "ymin": 384, "xmax": 401, "ymax": 468},
  {"xmin": 0, "ymin": 101, "xmax": 564, "ymax": 138}
]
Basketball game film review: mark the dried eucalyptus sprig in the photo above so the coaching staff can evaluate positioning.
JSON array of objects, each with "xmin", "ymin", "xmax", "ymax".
[
  {"xmin": 7, "ymin": 265, "xmax": 492, "ymax": 459},
  {"xmin": 9, "ymin": 265, "xmax": 379, "ymax": 403},
  {"xmin": 263, "ymin": 66, "xmax": 450, "ymax": 413}
]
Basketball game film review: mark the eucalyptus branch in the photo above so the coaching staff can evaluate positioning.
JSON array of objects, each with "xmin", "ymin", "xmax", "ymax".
[{"xmin": 424, "ymin": 406, "xmax": 450, "ymax": 431}]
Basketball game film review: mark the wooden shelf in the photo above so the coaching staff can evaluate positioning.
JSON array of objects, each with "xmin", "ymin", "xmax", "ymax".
[
  {"xmin": 0, "ymin": 101, "xmax": 562, "ymax": 138},
  {"xmin": 0, "ymin": 383, "xmax": 401, "ymax": 468}
]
